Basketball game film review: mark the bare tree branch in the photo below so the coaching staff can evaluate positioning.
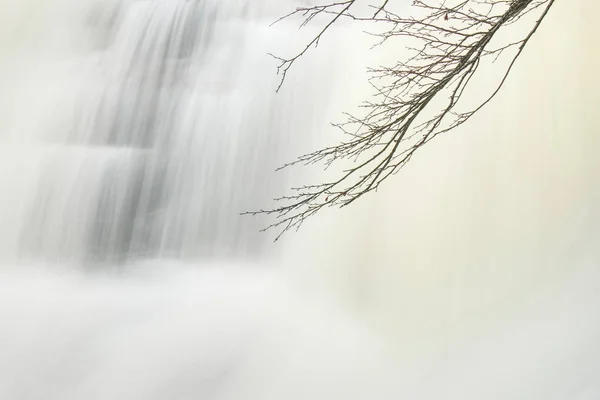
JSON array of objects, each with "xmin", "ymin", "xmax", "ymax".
[{"xmin": 245, "ymin": 0, "xmax": 556, "ymax": 240}]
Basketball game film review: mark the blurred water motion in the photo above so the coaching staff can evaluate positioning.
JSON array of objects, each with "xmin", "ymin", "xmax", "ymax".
[
  {"xmin": 0, "ymin": 1, "xmax": 600, "ymax": 399},
  {"xmin": 0, "ymin": 0, "xmax": 332, "ymax": 264}
]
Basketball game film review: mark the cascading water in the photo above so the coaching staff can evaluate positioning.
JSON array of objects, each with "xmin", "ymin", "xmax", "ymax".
[
  {"xmin": 1, "ymin": 0, "xmax": 600, "ymax": 399},
  {"xmin": 0, "ymin": 0, "xmax": 334, "ymax": 264},
  {"xmin": 0, "ymin": 1, "xmax": 400, "ymax": 398}
]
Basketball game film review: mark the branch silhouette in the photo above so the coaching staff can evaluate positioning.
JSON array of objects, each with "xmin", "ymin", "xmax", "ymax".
[{"xmin": 245, "ymin": 0, "xmax": 556, "ymax": 240}]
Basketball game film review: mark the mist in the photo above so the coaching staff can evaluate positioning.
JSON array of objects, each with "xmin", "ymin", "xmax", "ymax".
[{"xmin": 0, "ymin": 0, "xmax": 598, "ymax": 399}]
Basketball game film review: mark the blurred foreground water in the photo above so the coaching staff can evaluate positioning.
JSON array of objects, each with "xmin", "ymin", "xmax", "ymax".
[{"xmin": 0, "ymin": 1, "xmax": 599, "ymax": 399}]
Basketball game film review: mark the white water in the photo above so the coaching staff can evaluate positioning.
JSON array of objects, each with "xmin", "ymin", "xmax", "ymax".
[{"xmin": 1, "ymin": 0, "xmax": 599, "ymax": 399}]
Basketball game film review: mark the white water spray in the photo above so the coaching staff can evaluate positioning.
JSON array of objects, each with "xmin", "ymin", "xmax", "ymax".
[{"xmin": 0, "ymin": 0, "xmax": 599, "ymax": 399}]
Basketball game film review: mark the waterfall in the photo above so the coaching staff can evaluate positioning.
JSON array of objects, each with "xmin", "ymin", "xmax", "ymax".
[
  {"xmin": 0, "ymin": 0, "xmax": 335, "ymax": 265},
  {"xmin": 1, "ymin": 0, "xmax": 600, "ymax": 399}
]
